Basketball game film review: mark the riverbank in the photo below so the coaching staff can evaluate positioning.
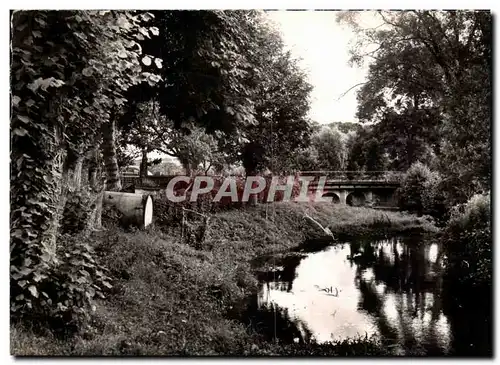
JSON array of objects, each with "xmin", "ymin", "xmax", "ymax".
[{"xmin": 11, "ymin": 203, "xmax": 437, "ymax": 356}]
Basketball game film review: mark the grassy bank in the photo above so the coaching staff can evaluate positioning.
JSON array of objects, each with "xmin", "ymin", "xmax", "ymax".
[{"xmin": 11, "ymin": 203, "xmax": 437, "ymax": 356}]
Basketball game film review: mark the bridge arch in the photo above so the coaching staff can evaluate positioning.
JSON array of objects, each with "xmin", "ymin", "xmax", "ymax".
[
  {"xmin": 322, "ymin": 192, "xmax": 341, "ymax": 204},
  {"xmin": 346, "ymin": 191, "xmax": 367, "ymax": 207}
]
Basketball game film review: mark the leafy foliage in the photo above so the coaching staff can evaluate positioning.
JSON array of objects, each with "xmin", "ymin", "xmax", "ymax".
[
  {"xmin": 339, "ymin": 10, "xmax": 491, "ymax": 205},
  {"xmin": 239, "ymin": 18, "xmax": 313, "ymax": 175},
  {"xmin": 11, "ymin": 233, "xmax": 112, "ymax": 336},
  {"xmin": 312, "ymin": 128, "xmax": 345, "ymax": 171},
  {"xmin": 442, "ymin": 192, "xmax": 491, "ymax": 288},
  {"xmin": 134, "ymin": 11, "xmax": 263, "ymax": 135},
  {"xmin": 60, "ymin": 192, "xmax": 94, "ymax": 235},
  {"xmin": 397, "ymin": 162, "xmax": 443, "ymax": 216},
  {"xmin": 10, "ymin": 9, "xmax": 160, "ymax": 330}
]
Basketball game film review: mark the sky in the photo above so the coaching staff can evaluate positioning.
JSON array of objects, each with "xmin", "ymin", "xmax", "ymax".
[{"xmin": 266, "ymin": 10, "xmax": 373, "ymax": 124}]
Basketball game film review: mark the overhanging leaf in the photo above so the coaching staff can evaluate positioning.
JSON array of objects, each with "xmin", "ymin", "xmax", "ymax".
[
  {"xmin": 150, "ymin": 26, "xmax": 159, "ymax": 36},
  {"xmin": 142, "ymin": 56, "xmax": 152, "ymax": 66}
]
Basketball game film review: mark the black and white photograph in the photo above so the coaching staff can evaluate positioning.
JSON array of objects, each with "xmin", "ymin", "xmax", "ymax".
[{"xmin": 8, "ymin": 7, "xmax": 493, "ymax": 358}]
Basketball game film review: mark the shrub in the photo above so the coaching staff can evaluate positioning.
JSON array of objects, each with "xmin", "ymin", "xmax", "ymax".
[
  {"xmin": 397, "ymin": 162, "xmax": 444, "ymax": 218},
  {"xmin": 421, "ymin": 171, "xmax": 446, "ymax": 220},
  {"xmin": 11, "ymin": 233, "xmax": 112, "ymax": 336},
  {"xmin": 442, "ymin": 192, "xmax": 491, "ymax": 288}
]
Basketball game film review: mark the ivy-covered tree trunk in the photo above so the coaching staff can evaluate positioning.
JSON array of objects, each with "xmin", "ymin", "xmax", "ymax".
[
  {"xmin": 83, "ymin": 148, "xmax": 104, "ymax": 231},
  {"xmin": 101, "ymin": 119, "xmax": 122, "ymax": 191},
  {"xmin": 68, "ymin": 155, "xmax": 84, "ymax": 191},
  {"xmin": 10, "ymin": 115, "xmax": 67, "ymax": 311}
]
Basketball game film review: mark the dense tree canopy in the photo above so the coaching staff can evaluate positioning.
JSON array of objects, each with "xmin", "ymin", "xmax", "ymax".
[
  {"xmin": 338, "ymin": 10, "xmax": 491, "ymax": 204},
  {"xmin": 10, "ymin": 11, "xmax": 316, "ymax": 321}
]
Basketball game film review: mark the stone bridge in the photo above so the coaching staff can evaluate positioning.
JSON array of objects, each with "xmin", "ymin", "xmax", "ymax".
[
  {"xmin": 302, "ymin": 171, "xmax": 402, "ymax": 208},
  {"xmin": 123, "ymin": 171, "xmax": 403, "ymax": 208}
]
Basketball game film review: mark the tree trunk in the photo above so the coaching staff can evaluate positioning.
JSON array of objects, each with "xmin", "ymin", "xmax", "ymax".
[
  {"xmin": 101, "ymin": 119, "xmax": 122, "ymax": 191},
  {"xmin": 204, "ymin": 162, "xmax": 212, "ymax": 175},
  {"xmin": 44, "ymin": 147, "xmax": 68, "ymax": 258},
  {"xmin": 140, "ymin": 148, "xmax": 148, "ymax": 177},
  {"xmin": 86, "ymin": 189, "xmax": 103, "ymax": 233},
  {"xmin": 85, "ymin": 148, "xmax": 104, "ymax": 231},
  {"xmin": 245, "ymin": 168, "xmax": 259, "ymax": 206},
  {"xmin": 68, "ymin": 155, "xmax": 84, "ymax": 191},
  {"xmin": 185, "ymin": 163, "xmax": 192, "ymax": 177}
]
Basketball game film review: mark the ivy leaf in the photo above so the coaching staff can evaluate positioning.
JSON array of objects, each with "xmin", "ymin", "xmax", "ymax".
[
  {"xmin": 17, "ymin": 115, "xmax": 30, "ymax": 124},
  {"xmin": 19, "ymin": 267, "xmax": 32, "ymax": 276},
  {"xmin": 13, "ymin": 128, "xmax": 29, "ymax": 137},
  {"xmin": 150, "ymin": 26, "xmax": 159, "ymax": 36},
  {"xmin": 40, "ymin": 252, "xmax": 53, "ymax": 262},
  {"xmin": 34, "ymin": 17, "xmax": 46, "ymax": 27},
  {"xmin": 12, "ymin": 95, "xmax": 21, "ymax": 106},
  {"xmin": 33, "ymin": 271, "xmax": 46, "ymax": 282},
  {"xmin": 154, "ymin": 58, "xmax": 163, "ymax": 69},
  {"xmin": 28, "ymin": 285, "xmax": 38, "ymax": 298},
  {"xmin": 27, "ymin": 77, "xmax": 65, "ymax": 92},
  {"xmin": 139, "ymin": 27, "xmax": 150, "ymax": 38},
  {"xmin": 11, "ymin": 229, "xmax": 23, "ymax": 239},
  {"xmin": 141, "ymin": 12, "xmax": 155, "ymax": 22},
  {"xmin": 142, "ymin": 56, "xmax": 152, "ymax": 66},
  {"xmin": 116, "ymin": 15, "xmax": 132, "ymax": 30},
  {"xmin": 17, "ymin": 280, "xmax": 27, "ymax": 288},
  {"xmin": 16, "ymin": 23, "xmax": 27, "ymax": 32},
  {"xmin": 11, "ymin": 272, "xmax": 23, "ymax": 280},
  {"xmin": 82, "ymin": 67, "xmax": 93, "ymax": 77}
]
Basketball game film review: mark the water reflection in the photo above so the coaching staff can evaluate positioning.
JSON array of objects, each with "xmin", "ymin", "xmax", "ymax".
[{"xmin": 252, "ymin": 236, "xmax": 489, "ymax": 355}]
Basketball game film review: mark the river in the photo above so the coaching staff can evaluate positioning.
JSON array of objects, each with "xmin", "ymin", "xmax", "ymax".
[{"xmin": 245, "ymin": 235, "xmax": 492, "ymax": 356}]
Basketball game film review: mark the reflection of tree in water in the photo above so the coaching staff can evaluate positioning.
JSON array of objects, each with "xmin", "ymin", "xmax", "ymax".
[
  {"xmin": 248, "ymin": 254, "xmax": 314, "ymax": 345},
  {"xmin": 350, "ymin": 236, "xmax": 450, "ymax": 355},
  {"xmin": 441, "ymin": 284, "xmax": 492, "ymax": 356},
  {"xmin": 255, "ymin": 254, "xmax": 304, "ymax": 293},
  {"xmin": 245, "ymin": 294, "xmax": 314, "ymax": 345}
]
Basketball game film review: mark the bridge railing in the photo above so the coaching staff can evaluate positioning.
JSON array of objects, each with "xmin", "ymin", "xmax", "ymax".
[
  {"xmin": 298, "ymin": 171, "xmax": 404, "ymax": 183},
  {"xmin": 121, "ymin": 171, "xmax": 404, "ymax": 192},
  {"xmin": 122, "ymin": 175, "xmax": 178, "ymax": 189}
]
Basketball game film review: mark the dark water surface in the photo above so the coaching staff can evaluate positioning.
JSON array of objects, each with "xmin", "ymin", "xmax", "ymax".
[{"xmin": 247, "ymin": 236, "xmax": 492, "ymax": 356}]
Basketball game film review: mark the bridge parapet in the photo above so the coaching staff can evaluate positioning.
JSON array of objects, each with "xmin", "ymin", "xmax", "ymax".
[
  {"xmin": 122, "ymin": 175, "xmax": 178, "ymax": 190},
  {"xmin": 298, "ymin": 171, "xmax": 403, "ymax": 183}
]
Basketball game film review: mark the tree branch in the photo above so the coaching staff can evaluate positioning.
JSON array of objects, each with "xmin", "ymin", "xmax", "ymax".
[{"xmin": 336, "ymin": 82, "xmax": 367, "ymax": 101}]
